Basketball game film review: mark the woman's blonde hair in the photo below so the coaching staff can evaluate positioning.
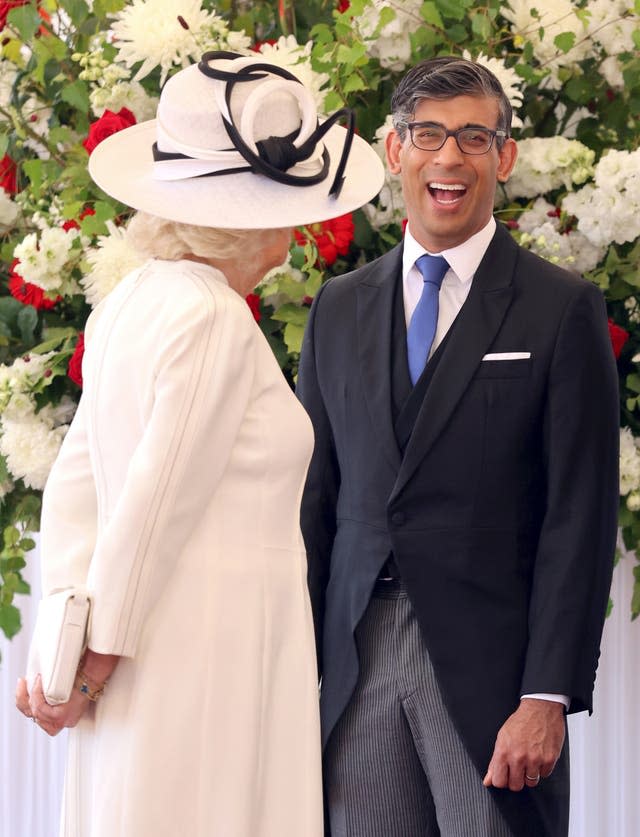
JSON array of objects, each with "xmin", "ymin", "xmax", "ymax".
[{"xmin": 127, "ymin": 212, "xmax": 286, "ymax": 263}]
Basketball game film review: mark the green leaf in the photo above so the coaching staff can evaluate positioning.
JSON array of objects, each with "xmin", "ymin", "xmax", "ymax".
[
  {"xmin": 626, "ymin": 373, "xmax": 640, "ymax": 394},
  {"xmin": 23, "ymin": 158, "xmax": 44, "ymax": 197},
  {"xmin": 6, "ymin": 4, "xmax": 41, "ymax": 40},
  {"xmin": 420, "ymin": 2, "xmax": 444, "ymax": 28},
  {"xmin": 0, "ymin": 603, "xmax": 21, "ymax": 639},
  {"xmin": 271, "ymin": 304, "xmax": 309, "ymax": 328},
  {"xmin": 434, "ymin": 0, "xmax": 469, "ymax": 22},
  {"xmin": 61, "ymin": 80, "xmax": 90, "ymax": 114},
  {"xmin": 3, "ymin": 526, "xmax": 20, "ymax": 548},
  {"xmin": 63, "ymin": 0, "xmax": 91, "ymax": 26},
  {"xmin": 323, "ymin": 90, "xmax": 345, "ymax": 111},
  {"xmin": 17, "ymin": 305, "xmax": 38, "ymax": 344},
  {"xmin": 283, "ymin": 322, "xmax": 305, "ymax": 355},
  {"xmin": 471, "ymin": 12, "xmax": 491, "ymax": 40},
  {"xmin": 554, "ymin": 32, "xmax": 576, "ymax": 54},
  {"xmin": 343, "ymin": 74, "xmax": 367, "ymax": 94}
]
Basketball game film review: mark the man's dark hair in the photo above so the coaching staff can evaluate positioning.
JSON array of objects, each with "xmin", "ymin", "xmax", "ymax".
[{"xmin": 391, "ymin": 56, "xmax": 513, "ymax": 146}]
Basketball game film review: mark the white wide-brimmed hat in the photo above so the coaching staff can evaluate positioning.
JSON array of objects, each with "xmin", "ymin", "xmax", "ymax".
[{"xmin": 89, "ymin": 51, "xmax": 385, "ymax": 229}]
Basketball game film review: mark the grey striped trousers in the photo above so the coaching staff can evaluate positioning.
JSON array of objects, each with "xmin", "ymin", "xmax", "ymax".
[{"xmin": 324, "ymin": 581, "xmax": 513, "ymax": 837}]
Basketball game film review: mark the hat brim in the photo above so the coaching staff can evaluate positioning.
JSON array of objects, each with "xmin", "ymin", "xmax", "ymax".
[{"xmin": 88, "ymin": 119, "xmax": 385, "ymax": 229}]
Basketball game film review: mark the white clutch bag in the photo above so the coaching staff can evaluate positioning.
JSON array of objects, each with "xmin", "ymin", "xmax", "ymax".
[{"xmin": 27, "ymin": 588, "xmax": 91, "ymax": 706}]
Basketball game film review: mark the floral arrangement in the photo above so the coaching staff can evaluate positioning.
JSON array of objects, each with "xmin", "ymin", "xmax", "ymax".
[{"xmin": 0, "ymin": 0, "xmax": 639, "ymax": 645}]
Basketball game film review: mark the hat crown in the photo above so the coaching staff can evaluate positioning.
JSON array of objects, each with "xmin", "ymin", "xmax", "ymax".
[{"xmin": 156, "ymin": 60, "xmax": 307, "ymax": 159}]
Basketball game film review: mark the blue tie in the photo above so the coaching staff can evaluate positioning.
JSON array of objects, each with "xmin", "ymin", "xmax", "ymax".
[{"xmin": 406, "ymin": 253, "xmax": 449, "ymax": 385}]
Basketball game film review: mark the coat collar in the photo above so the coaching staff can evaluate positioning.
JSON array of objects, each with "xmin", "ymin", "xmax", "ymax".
[{"xmin": 389, "ymin": 223, "xmax": 518, "ymax": 500}]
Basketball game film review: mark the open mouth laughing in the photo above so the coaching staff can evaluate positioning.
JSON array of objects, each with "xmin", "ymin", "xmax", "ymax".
[{"xmin": 427, "ymin": 182, "xmax": 467, "ymax": 205}]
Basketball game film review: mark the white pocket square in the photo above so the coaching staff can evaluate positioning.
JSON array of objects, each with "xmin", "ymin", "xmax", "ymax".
[{"xmin": 482, "ymin": 352, "xmax": 531, "ymax": 361}]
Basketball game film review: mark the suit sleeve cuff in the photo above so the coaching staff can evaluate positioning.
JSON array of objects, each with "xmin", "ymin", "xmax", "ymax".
[{"xmin": 521, "ymin": 693, "xmax": 570, "ymax": 709}]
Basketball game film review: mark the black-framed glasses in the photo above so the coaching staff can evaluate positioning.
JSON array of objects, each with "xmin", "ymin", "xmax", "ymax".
[{"xmin": 403, "ymin": 121, "xmax": 507, "ymax": 155}]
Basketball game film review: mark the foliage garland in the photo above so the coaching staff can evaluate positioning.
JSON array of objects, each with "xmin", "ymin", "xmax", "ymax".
[{"xmin": 0, "ymin": 0, "xmax": 639, "ymax": 648}]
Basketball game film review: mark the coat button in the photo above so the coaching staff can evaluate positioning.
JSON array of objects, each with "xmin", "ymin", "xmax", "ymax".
[{"xmin": 391, "ymin": 512, "xmax": 405, "ymax": 526}]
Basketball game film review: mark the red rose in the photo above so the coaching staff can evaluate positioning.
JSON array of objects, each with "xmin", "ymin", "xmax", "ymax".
[
  {"xmin": 68, "ymin": 333, "xmax": 84, "ymax": 388},
  {"xmin": 294, "ymin": 213, "xmax": 355, "ymax": 266},
  {"xmin": 0, "ymin": 0, "xmax": 29, "ymax": 30},
  {"xmin": 245, "ymin": 293, "xmax": 261, "ymax": 322},
  {"xmin": 62, "ymin": 206, "xmax": 96, "ymax": 231},
  {"xmin": 0, "ymin": 154, "xmax": 17, "ymax": 194},
  {"xmin": 337, "ymin": 0, "xmax": 350, "ymax": 11},
  {"xmin": 8, "ymin": 260, "xmax": 60, "ymax": 310},
  {"xmin": 608, "ymin": 319, "xmax": 629, "ymax": 359},
  {"xmin": 83, "ymin": 108, "xmax": 136, "ymax": 154}
]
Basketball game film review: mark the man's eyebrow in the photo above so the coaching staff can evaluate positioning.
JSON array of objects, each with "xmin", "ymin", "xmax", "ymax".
[{"xmin": 411, "ymin": 120, "xmax": 494, "ymax": 130}]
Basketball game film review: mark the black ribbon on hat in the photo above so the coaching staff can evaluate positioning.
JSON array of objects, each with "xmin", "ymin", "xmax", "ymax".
[{"xmin": 152, "ymin": 50, "xmax": 355, "ymax": 199}]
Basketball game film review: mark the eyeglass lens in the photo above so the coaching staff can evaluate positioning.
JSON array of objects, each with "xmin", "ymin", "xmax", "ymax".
[{"xmin": 411, "ymin": 124, "xmax": 494, "ymax": 154}]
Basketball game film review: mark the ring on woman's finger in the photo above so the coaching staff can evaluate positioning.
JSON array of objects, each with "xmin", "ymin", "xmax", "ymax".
[{"xmin": 525, "ymin": 773, "xmax": 540, "ymax": 782}]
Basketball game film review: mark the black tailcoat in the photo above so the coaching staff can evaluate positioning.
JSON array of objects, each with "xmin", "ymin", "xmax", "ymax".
[{"xmin": 297, "ymin": 223, "xmax": 619, "ymax": 835}]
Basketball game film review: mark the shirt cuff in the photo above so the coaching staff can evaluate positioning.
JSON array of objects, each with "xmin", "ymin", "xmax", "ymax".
[{"xmin": 521, "ymin": 693, "xmax": 570, "ymax": 709}]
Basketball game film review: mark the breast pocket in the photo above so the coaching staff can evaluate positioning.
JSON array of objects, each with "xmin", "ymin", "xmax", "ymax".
[{"xmin": 474, "ymin": 358, "xmax": 532, "ymax": 379}]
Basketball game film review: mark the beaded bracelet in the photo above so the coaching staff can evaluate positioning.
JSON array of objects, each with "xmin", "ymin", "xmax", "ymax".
[{"xmin": 75, "ymin": 669, "xmax": 107, "ymax": 702}]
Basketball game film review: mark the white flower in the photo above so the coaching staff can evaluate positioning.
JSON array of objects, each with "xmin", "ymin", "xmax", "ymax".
[
  {"xmin": 21, "ymin": 96, "xmax": 53, "ymax": 158},
  {"xmin": 257, "ymin": 36, "xmax": 329, "ymax": 113},
  {"xmin": 363, "ymin": 116, "xmax": 406, "ymax": 229},
  {"xmin": 503, "ymin": 0, "xmax": 594, "ymax": 77},
  {"xmin": 505, "ymin": 137, "xmax": 595, "ymax": 200},
  {"xmin": 516, "ymin": 197, "xmax": 606, "ymax": 272},
  {"xmin": 462, "ymin": 51, "xmax": 525, "ymax": 128},
  {"xmin": 587, "ymin": 0, "xmax": 638, "ymax": 56},
  {"xmin": 627, "ymin": 491, "xmax": 640, "ymax": 512},
  {"xmin": 562, "ymin": 148, "xmax": 640, "ymax": 247},
  {"xmin": 90, "ymin": 80, "xmax": 158, "ymax": 122},
  {"xmin": 619, "ymin": 428, "xmax": 640, "ymax": 495},
  {"xmin": 356, "ymin": 0, "xmax": 422, "ymax": 72},
  {"xmin": 111, "ymin": 0, "xmax": 241, "ymax": 85},
  {"xmin": 599, "ymin": 56, "xmax": 625, "ymax": 90},
  {"xmin": 0, "ymin": 411, "xmax": 68, "ymax": 490},
  {"xmin": 13, "ymin": 227, "xmax": 78, "ymax": 293},
  {"xmin": 81, "ymin": 221, "xmax": 144, "ymax": 307},
  {"xmin": 0, "ymin": 189, "xmax": 18, "ymax": 232}
]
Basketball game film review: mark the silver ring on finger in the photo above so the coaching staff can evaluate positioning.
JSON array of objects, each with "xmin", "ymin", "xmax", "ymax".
[{"xmin": 525, "ymin": 773, "xmax": 540, "ymax": 783}]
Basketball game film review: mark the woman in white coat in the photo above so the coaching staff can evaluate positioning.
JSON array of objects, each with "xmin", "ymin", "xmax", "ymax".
[{"xmin": 15, "ymin": 52, "xmax": 384, "ymax": 837}]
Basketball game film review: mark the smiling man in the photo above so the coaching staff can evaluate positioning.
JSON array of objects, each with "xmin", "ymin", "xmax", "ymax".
[{"xmin": 297, "ymin": 57, "xmax": 619, "ymax": 837}]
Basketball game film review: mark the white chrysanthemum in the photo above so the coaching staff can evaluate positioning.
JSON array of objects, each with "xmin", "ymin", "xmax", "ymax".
[
  {"xmin": 13, "ymin": 227, "xmax": 78, "ymax": 293},
  {"xmin": 462, "ymin": 51, "xmax": 525, "ymax": 128},
  {"xmin": 503, "ymin": 0, "xmax": 594, "ymax": 74},
  {"xmin": 0, "ymin": 411, "xmax": 68, "ymax": 490},
  {"xmin": 257, "ymin": 36, "xmax": 329, "ymax": 113},
  {"xmin": 363, "ymin": 116, "xmax": 406, "ymax": 229},
  {"xmin": 587, "ymin": 0, "xmax": 638, "ymax": 56},
  {"xmin": 562, "ymin": 148, "xmax": 640, "ymax": 247},
  {"xmin": 0, "ymin": 189, "xmax": 18, "ymax": 232},
  {"xmin": 619, "ymin": 428, "xmax": 640, "ymax": 495},
  {"xmin": 81, "ymin": 221, "xmax": 145, "ymax": 307},
  {"xmin": 355, "ymin": 0, "xmax": 422, "ymax": 71},
  {"xmin": 91, "ymin": 80, "xmax": 158, "ymax": 121},
  {"xmin": 111, "ymin": 0, "xmax": 234, "ymax": 85},
  {"xmin": 505, "ymin": 137, "xmax": 595, "ymax": 200}
]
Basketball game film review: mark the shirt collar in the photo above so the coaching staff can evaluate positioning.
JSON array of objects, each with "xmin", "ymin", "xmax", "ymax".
[{"xmin": 402, "ymin": 216, "xmax": 496, "ymax": 283}]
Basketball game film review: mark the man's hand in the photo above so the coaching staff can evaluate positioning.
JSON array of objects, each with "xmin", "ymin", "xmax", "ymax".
[{"xmin": 483, "ymin": 698, "xmax": 566, "ymax": 791}]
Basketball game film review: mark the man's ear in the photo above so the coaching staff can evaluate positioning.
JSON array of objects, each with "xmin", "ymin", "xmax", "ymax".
[
  {"xmin": 385, "ymin": 128, "xmax": 403, "ymax": 175},
  {"xmin": 496, "ymin": 137, "xmax": 518, "ymax": 183}
]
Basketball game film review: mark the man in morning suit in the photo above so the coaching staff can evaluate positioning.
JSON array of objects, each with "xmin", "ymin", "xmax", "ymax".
[{"xmin": 297, "ymin": 57, "xmax": 619, "ymax": 837}]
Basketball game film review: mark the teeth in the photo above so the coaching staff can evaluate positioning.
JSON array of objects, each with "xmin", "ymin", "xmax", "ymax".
[{"xmin": 429, "ymin": 182, "xmax": 465, "ymax": 191}]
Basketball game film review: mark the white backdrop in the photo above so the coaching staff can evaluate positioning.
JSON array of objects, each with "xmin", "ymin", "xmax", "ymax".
[{"xmin": 1, "ymin": 546, "xmax": 638, "ymax": 837}]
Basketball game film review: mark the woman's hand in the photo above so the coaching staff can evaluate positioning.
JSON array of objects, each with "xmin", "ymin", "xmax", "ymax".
[
  {"xmin": 15, "ymin": 649, "xmax": 119, "ymax": 736},
  {"xmin": 15, "ymin": 674, "xmax": 91, "ymax": 736}
]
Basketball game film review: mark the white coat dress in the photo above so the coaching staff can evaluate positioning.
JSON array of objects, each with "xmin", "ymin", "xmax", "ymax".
[{"xmin": 39, "ymin": 259, "xmax": 323, "ymax": 837}]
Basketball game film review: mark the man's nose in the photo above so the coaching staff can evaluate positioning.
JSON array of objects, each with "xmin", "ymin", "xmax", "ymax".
[{"xmin": 432, "ymin": 134, "xmax": 465, "ymax": 164}]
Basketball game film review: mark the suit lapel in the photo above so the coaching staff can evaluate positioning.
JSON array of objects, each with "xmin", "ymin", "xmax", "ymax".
[
  {"xmin": 390, "ymin": 224, "xmax": 518, "ymax": 501},
  {"xmin": 356, "ymin": 245, "xmax": 404, "ymax": 472}
]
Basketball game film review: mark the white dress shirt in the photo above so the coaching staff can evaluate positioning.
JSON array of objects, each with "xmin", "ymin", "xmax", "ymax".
[{"xmin": 402, "ymin": 220, "xmax": 569, "ymax": 711}]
